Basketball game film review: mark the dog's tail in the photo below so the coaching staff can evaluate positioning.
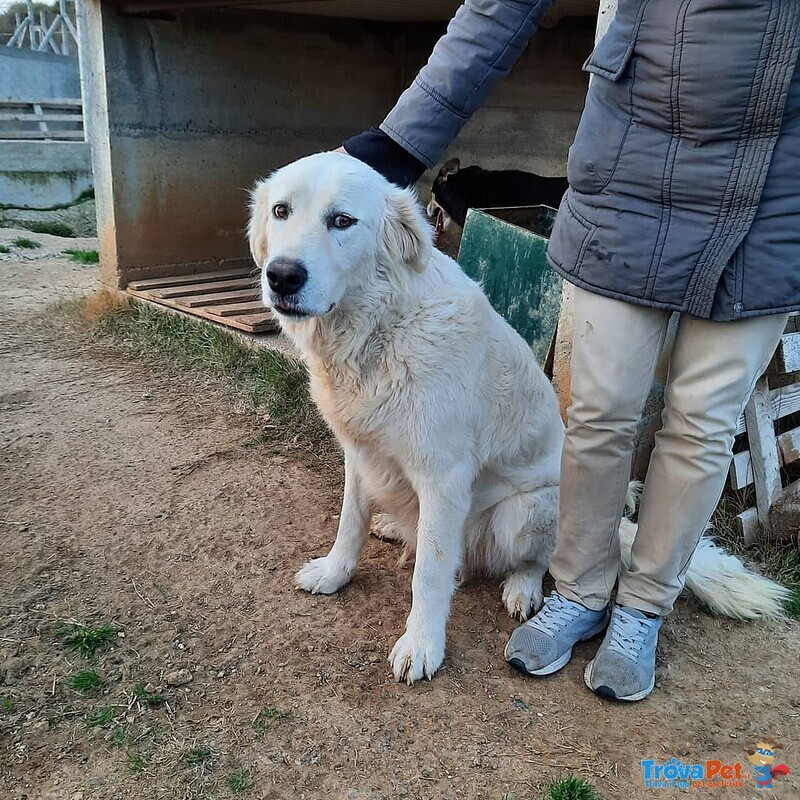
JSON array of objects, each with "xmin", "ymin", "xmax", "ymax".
[{"xmin": 619, "ymin": 484, "xmax": 790, "ymax": 620}]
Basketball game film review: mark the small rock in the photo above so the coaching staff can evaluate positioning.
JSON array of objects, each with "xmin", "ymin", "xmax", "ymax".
[{"xmin": 165, "ymin": 668, "xmax": 193, "ymax": 686}]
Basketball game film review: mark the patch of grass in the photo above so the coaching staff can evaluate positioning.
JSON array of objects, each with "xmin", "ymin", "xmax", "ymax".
[
  {"xmin": 0, "ymin": 244, "xmax": 9, "ymax": 254},
  {"xmin": 226, "ymin": 768, "xmax": 253, "ymax": 795},
  {"xmin": 242, "ymin": 431, "xmax": 273, "ymax": 449},
  {"xmin": 12, "ymin": 237, "xmax": 40, "ymax": 249},
  {"xmin": 128, "ymin": 753, "xmax": 147, "ymax": 774},
  {"xmin": 0, "ymin": 187, "xmax": 94, "ymax": 211},
  {"xmin": 253, "ymin": 706, "xmax": 292, "ymax": 733},
  {"xmin": 543, "ymin": 775, "xmax": 600, "ymax": 800},
  {"xmin": 712, "ymin": 497, "xmax": 800, "ymax": 617},
  {"xmin": 68, "ymin": 670, "xmax": 103, "ymax": 693},
  {"xmin": 786, "ymin": 587, "xmax": 800, "ymax": 616},
  {"xmin": 182, "ymin": 746, "xmax": 213, "ymax": 767},
  {"xmin": 1, "ymin": 697, "xmax": 12, "ymax": 712},
  {"xmin": 111, "ymin": 727, "xmax": 135, "ymax": 747},
  {"xmin": 57, "ymin": 622, "xmax": 117, "ymax": 659},
  {"xmin": 131, "ymin": 683, "xmax": 167, "ymax": 708},
  {"xmin": 52, "ymin": 289, "xmax": 131, "ymax": 330},
  {"xmin": 86, "ymin": 707, "xmax": 119, "ymax": 727},
  {"xmin": 24, "ymin": 221, "xmax": 75, "ymax": 238},
  {"xmin": 153, "ymin": 582, "xmax": 169, "ymax": 601},
  {"xmin": 63, "ymin": 248, "xmax": 99, "ymax": 265},
  {"xmin": 56, "ymin": 293, "xmax": 339, "ymax": 470}
]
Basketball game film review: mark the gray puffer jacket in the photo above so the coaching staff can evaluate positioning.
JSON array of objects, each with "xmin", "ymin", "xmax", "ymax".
[{"xmin": 376, "ymin": 0, "xmax": 800, "ymax": 321}]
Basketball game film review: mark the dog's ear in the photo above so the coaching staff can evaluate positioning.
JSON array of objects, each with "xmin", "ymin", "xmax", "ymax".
[
  {"xmin": 382, "ymin": 187, "xmax": 432, "ymax": 273},
  {"xmin": 247, "ymin": 178, "xmax": 271, "ymax": 268},
  {"xmin": 440, "ymin": 157, "xmax": 460, "ymax": 178}
]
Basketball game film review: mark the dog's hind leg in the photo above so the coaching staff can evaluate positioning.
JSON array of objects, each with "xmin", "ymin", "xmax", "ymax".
[
  {"xmin": 502, "ymin": 561, "xmax": 549, "ymax": 621},
  {"xmin": 371, "ymin": 512, "xmax": 407, "ymax": 542},
  {"xmin": 493, "ymin": 486, "xmax": 559, "ymax": 619},
  {"xmin": 295, "ymin": 449, "xmax": 371, "ymax": 594}
]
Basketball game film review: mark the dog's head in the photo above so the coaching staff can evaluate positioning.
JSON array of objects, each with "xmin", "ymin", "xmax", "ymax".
[
  {"xmin": 426, "ymin": 157, "xmax": 461, "ymax": 237},
  {"xmin": 249, "ymin": 152, "xmax": 432, "ymax": 321}
]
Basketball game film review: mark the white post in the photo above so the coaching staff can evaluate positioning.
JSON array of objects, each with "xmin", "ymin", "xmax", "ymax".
[
  {"xmin": 595, "ymin": 0, "xmax": 617, "ymax": 40},
  {"xmin": 27, "ymin": 0, "xmax": 35, "ymax": 48},
  {"xmin": 61, "ymin": 0, "xmax": 70, "ymax": 55}
]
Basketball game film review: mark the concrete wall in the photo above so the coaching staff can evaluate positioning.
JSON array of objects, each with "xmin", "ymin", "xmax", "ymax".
[
  {"xmin": 0, "ymin": 49, "xmax": 89, "ymax": 209},
  {"xmin": 81, "ymin": 3, "xmax": 593, "ymax": 288},
  {"xmin": 0, "ymin": 48, "xmax": 81, "ymax": 101},
  {"xmin": 443, "ymin": 20, "xmax": 593, "ymax": 178},
  {"xmin": 0, "ymin": 141, "xmax": 92, "ymax": 208}
]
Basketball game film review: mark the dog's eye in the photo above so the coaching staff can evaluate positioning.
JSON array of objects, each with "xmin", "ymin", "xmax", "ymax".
[
  {"xmin": 272, "ymin": 203, "xmax": 290, "ymax": 220},
  {"xmin": 330, "ymin": 214, "xmax": 356, "ymax": 230}
]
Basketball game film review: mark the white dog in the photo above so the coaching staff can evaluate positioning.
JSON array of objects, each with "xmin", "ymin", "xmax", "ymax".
[{"xmin": 248, "ymin": 152, "xmax": 788, "ymax": 685}]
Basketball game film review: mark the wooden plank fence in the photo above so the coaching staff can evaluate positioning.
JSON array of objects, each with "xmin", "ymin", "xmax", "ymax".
[
  {"xmin": 7, "ymin": 0, "xmax": 78, "ymax": 56},
  {"xmin": 731, "ymin": 316, "xmax": 800, "ymax": 542},
  {"xmin": 0, "ymin": 99, "xmax": 84, "ymax": 141}
]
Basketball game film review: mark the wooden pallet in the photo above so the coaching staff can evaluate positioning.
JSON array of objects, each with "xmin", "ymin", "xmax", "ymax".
[
  {"xmin": 126, "ymin": 269, "xmax": 278, "ymax": 334},
  {"xmin": 730, "ymin": 314, "xmax": 800, "ymax": 542}
]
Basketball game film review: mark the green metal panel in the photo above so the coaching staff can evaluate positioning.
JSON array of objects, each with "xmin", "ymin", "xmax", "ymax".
[{"xmin": 457, "ymin": 205, "xmax": 562, "ymax": 366}]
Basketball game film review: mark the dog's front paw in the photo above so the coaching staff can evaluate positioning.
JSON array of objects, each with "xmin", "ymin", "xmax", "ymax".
[
  {"xmin": 388, "ymin": 625, "xmax": 445, "ymax": 684},
  {"xmin": 295, "ymin": 556, "xmax": 353, "ymax": 595}
]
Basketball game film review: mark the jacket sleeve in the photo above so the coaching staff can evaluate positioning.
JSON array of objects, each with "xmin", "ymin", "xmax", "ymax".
[{"xmin": 379, "ymin": 0, "xmax": 557, "ymax": 169}]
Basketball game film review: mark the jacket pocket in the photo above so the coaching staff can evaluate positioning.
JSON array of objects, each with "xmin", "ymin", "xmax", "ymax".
[
  {"xmin": 567, "ymin": 0, "xmax": 646, "ymax": 194},
  {"xmin": 583, "ymin": 0, "xmax": 648, "ymax": 81},
  {"xmin": 547, "ymin": 193, "xmax": 596, "ymax": 278}
]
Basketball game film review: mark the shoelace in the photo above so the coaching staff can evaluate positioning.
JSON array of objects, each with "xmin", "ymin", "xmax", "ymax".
[
  {"xmin": 526, "ymin": 593, "xmax": 584, "ymax": 636},
  {"xmin": 606, "ymin": 610, "xmax": 655, "ymax": 660}
]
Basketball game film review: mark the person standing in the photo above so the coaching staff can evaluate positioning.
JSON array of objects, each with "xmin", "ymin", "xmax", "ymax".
[{"xmin": 340, "ymin": 0, "xmax": 800, "ymax": 701}]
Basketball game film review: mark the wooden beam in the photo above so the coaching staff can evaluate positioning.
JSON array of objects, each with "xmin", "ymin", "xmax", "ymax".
[
  {"xmin": 735, "ymin": 382, "xmax": 800, "ymax": 435},
  {"xmin": 1, "ymin": 130, "xmax": 84, "ymax": 140},
  {"xmin": 744, "ymin": 376, "xmax": 782, "ymax": 525},
  {"xmin": 735, "ymin": 506, "xmax": 759, "ymax": 546},
  {"xmin": 774, "ymin": 332, "xmax": 800, "ymax": 374},
  {"xmin": 0, "ymin": 98, "xmax": 83, "ymax": 107},
  {"xmin": 729, "ymin": 449, "xmax": 754, "ymax": 491}
]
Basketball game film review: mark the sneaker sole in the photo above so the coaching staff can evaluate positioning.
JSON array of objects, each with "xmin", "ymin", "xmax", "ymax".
[
  {"xmin": 505, "ymin": 615, "xmax": 610, "ymax": 677},
  {"xmin": 583, "ymin": 659, "xmax": 655, "ymax": 702}
]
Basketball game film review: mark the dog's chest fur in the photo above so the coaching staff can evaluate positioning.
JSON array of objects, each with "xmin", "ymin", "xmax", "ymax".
[
  {"xmin": 308, "ymin": 343, "xmax": 414, "ymax": 448},
  {"xmin": 310, "ymin": 361, "xmax": 419, "ymax": 522}
]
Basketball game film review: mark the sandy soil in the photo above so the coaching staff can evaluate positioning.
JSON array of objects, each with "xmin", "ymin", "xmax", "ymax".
[{"xmin": 1, "ymin": 230, "xmax": 799, "ymax": 800}]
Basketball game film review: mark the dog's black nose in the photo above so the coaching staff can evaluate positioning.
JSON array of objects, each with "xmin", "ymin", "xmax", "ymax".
[{"xmin": 266, "ymin": 258, "xmax": 308, "ymax": 295}]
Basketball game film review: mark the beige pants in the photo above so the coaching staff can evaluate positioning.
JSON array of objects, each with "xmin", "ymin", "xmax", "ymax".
[{"xmin": 549, "ymin": 287, "xmax": 788, "ymax": 616}]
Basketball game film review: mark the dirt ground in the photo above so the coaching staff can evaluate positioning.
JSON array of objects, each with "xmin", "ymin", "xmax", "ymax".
[{"xmin": 1, "ymin": 230, "xmax": 799, "ymax": 800}]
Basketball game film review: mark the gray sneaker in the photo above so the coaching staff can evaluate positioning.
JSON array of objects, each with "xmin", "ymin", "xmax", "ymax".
[
  {"xmin": 584, "ymin": 605, "xmax": 662, "ymax": 702},
  {"xmin": 504, "ymin": 591, "xmax": 610, "ymax": 676}
]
